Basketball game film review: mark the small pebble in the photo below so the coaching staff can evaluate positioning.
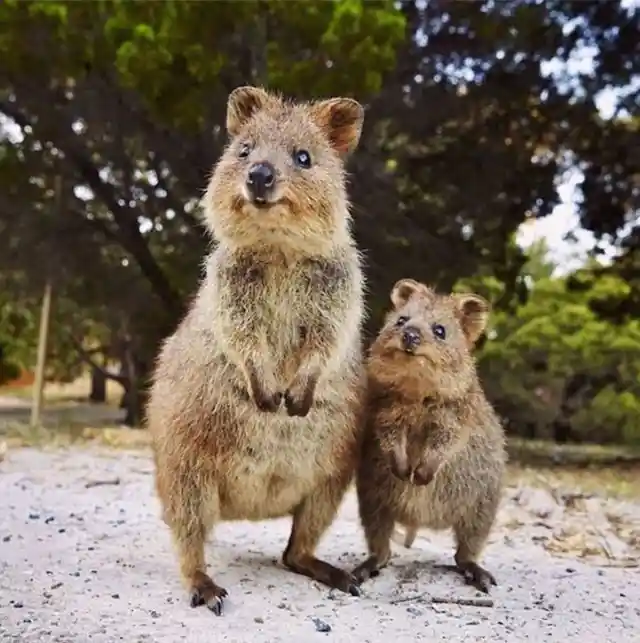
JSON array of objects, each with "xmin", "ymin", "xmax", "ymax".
[
  {"xmin": 28, "ymin": 513, "xmax": 40, "ymax": 520},
  {"xmin": 13, "ymin": 601, "xmax": 24, "ymax": 609},
  {"xmin": 2, "ymin": 535, "xmax": 11, "ymax": 542},
  {"xmin": 254, "ymin": 617, "xmax": 265, "ymax": 624},
  {"xmin": 406, "ymin": 607, "xmax": 422, "ymax": 616},
  {"xmin": 150, "ymin": 611, "xmax": 160, "ymax": 618},
  {"xmin": 112, "ymin": 593, "xmax": 120, "ymax": 599},
  {"xmin": 312, "ymin": 617, "xmax": 331, "ymax": 633},
  {"xmin": 45, "ymin": 517, "xmax": 55, "ymax": 524}
]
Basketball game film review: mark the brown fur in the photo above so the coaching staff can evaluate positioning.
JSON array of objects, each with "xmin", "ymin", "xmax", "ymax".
[
  {"xmin": 353, "ymin": 279, "xmax": 506, "ymax": 593},
  {"xmin": 147, "ymin": 86, "xmax": 366, "ymax": 615}
]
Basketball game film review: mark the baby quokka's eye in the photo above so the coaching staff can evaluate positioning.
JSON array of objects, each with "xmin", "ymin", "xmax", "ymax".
[
  {"xmin": 432, "ymin": 323, "xmax": 446, "ymax": 340},
  {"xmin": 238, "ymin": 143, "xmax": 252, "ymax": 159},
  {"xmin": 293, "ymin": 149, "xmax": 312, "ymax": 169},
  {"xmin": 395, "ymin": 315, "xmax": 410, "ymax": 327}
]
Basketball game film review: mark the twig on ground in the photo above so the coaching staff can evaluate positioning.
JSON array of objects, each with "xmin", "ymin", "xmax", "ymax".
[
  {"xmin": 85, "ymin": 477, "xmax": 121, "ymax": 488},
  {"xmin": 390, "ymin": 593, "xmax": 494, "ymax": 608}
]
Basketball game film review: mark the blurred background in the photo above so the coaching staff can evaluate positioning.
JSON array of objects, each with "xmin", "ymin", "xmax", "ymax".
[{"xmin": 0, "ymin": 0, "xmax": 638, "ymax": 466}]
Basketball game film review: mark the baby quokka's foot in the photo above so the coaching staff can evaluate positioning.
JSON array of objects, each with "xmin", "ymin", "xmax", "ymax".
[
  {"xmin": 188, "ymin": 571, "xmax": 229, "ymax": 616},
  {"xmin": 456, "ymin": 561, "xmax": 497, "ymax": 594}
]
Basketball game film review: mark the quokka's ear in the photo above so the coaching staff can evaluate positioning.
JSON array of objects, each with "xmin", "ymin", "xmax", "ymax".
[
  {"xmin": 310, "ymin": 97, "xmax": 364, "ymax": 155},
  {"xmin": 390, "ymin": 278, "xmax": 431, "ymax": 309},
  {"xmin": 226, "ymin": 86, "xmax": 275, "ymax": 137},
  {"xmin": 453, "ymin": 293, "xmax": 490, "ymax": 345}
]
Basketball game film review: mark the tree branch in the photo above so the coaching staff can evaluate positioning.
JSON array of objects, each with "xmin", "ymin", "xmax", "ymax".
[{"xmin": 68, "ymin": 335, "xmax": 127, "ymax": 387}]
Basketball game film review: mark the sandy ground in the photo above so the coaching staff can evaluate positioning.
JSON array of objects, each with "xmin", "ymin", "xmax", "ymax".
[{"xmin": 1, "ymin": 447, "xmax": 639, "ymax": 643}]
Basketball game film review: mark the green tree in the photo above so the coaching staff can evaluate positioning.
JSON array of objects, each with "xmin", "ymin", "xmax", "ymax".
[{"xmin": 478, "ymin": 258, "xmax": 640, "ymax": 445}]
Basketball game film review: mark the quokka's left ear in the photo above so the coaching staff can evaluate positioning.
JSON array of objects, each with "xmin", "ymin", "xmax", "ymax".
[
  {"xmin": 309, "ymin": 97, "xmax": 365, "ymax": 155},
  {"xmin": 453, "ymin": 293, "xmax": 490, "ymax": 344}
]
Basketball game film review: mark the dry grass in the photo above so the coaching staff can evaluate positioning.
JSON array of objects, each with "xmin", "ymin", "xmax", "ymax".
[
  {"xmin": 0, "ymin": 374, "xmax": 123, "ymax": 406},
  {"xmin": 1, "ymin": 421, "xmax": 151, "ymax": 451},
  {"xmin": 506, "ymin": 438, "xmax": 640, "ymax": 500},
  {"xmin": 506, "ymin": 464, "xmax": 640, "ymax": 500}
]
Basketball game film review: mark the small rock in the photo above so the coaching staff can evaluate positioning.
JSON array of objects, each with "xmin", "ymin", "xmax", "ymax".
[
  {"xmin": 312, "ymin": 618, "xmax": 331, "ymax": 633},
  {"xmin": 111, "ymin": 593, "xmax": 120, "ymax": 599},
  {"xmin": 254, "ymin": 617, "xmax": 265, "ymax": 624},
  {"xmin": 13, "ymin": 601, "xmax": 24, "ymax": 609},
  {"xmin": 516, "ymin": 488, "xmax": 562, "ymax": 520},
  {"xmin": 2, "ymin": 535, "xmax": 11, "ymax": 542},
  {"xmin": 28, "ymin": 513, "xmax": 40, "ymax": 520},
  {"xmin": 45, "ymin": 516, "xmax": 55, "ymax": 524},
  {"xmin": 406, "ymin": 607, "xmax": 422, "ymax": 616},
  {"xmin": 150, "ymin": 610, "xmax": 160, "ymax": 618}
]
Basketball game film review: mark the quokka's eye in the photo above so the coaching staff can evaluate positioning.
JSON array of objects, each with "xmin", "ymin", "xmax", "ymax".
[
  {"xmin": 432, "ymin": 323, "xmax": 446, "ymax": 340},
  {"xmin": 395, "ymin": 315, "xmax": 410, "ymax": 327},
  {"xmin": 238, "ymin": 143, "xmax": 252, "ymax": 159},
  {"xmin": 293, "ymin": 149, "xmax": 312, "ymax": 168}
]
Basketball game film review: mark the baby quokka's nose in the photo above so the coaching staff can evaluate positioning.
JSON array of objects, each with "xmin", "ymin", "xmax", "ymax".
[
  {"xmin": 401, "ymin": 326, "xmax": 422, "ymax": 352},
  {"xmin": 246, "ymin": 162, "xmax": 275, "ymax": 203}
]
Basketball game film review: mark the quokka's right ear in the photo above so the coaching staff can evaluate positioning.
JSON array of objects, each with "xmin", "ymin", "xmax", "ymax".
[
  {"xmin": 226, "ymin": 86, "xmax": 274, "ymax": 137},
  {"xmin": 390, "ymin": 279, "xmax": 423, "ymax": 309}
]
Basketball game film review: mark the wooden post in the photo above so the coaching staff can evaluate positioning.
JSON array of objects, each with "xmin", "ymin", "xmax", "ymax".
[{"xmin": 30, "ymin": 175, "xmax": 61, "ymax": 428}]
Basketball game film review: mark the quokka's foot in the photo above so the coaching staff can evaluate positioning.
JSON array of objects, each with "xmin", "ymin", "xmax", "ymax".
[
  {"xmin": 456, "ymin": 561, "xmax": 497, "ymax": 594},
  {"xmin": 188, "ymin": 571, "xmax": 229, "ymax": 616},
  {"xmin": 284, "ymin": 553, "xmax": 361, "ymax": 596},
  {"xmin": 351, "ymin": 555, "xmax": 386, "ymax": 584}
]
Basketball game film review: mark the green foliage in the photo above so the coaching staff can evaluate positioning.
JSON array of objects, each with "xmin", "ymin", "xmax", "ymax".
[{"xmin": 477, "ymin": 245, "xmax": 640, "ymax": 445}]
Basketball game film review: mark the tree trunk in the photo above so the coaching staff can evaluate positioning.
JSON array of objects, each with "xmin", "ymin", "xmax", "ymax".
[
  {"xmin": 552, "ymin": 419, "xmax": 572, "ymax": 444},
  {"xmin": 89, "ymin": 364, "xmax": 106, "ymax": 403}
]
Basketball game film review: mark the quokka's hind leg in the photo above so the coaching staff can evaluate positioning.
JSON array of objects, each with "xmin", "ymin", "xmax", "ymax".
[
  {"xmin": 283, "ymin": 469, "xmax": 361, "ymax": 596},
  {"xmin": 159, "ymin": 471, "xmax": 228, "ymax": 615},
  {"xmin": 351, "ymin": 486, "xmax": 395, "ymax": 584},
  {"xmin": 452, "ymin": 496, "xmax": 499, "ymax": 594}
]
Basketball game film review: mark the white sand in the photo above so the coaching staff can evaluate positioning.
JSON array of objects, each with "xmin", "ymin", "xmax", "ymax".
[{"xmin": 1, "ymin": 447, "xmax": 639, "ymax": 642}]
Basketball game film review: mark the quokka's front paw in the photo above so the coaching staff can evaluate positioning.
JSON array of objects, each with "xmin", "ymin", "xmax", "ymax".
[
  {"xmin": 252, "ymin": 388, "xmax": 283, "ymax": 413},
  {"xmin": 246, "ymin": 363, "xmax": 283, "ymax": 413},
  {"xmin": 284, "ymin": 374, "xmax": 318, "ymax": 417}
]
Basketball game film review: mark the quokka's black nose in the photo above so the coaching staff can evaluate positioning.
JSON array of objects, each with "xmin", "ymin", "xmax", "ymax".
[
  {"xmin": 401, "ymin": 327, "xmax": 422, "ymax": 352},
  {"xmin": 246, "ymin": 162, "xmax": 275, "ymax": 202}
]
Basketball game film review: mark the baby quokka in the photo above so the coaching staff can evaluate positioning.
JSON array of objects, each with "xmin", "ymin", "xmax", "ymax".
[{"xmin": 353, "ymin": 279, "xmax": 506, "ymax": 593}]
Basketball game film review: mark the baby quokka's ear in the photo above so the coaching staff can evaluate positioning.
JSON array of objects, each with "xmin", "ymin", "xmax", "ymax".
[
  {"xmin": 226, "ymin": 86, "xmax": 275, "ymax": 137},
  {"xmin": 310, "ymin": 97, "xmax": 365, "ymax": 155},
  {"xmin": 390, "ymin": 278, "xmax": 431, "ymax": 309},
  {"xmin": 453, "ymin": 294, "xmax": 490, "ymax": 345}
]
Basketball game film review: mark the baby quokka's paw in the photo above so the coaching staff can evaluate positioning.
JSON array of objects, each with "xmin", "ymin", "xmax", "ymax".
[
  {"xmin": 411, "ymin": 452, "xmax": 442, "ymax": 486},
  {"xmin": 284, "ymin": 373, "xmax": 318, "ymax": 418}
]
